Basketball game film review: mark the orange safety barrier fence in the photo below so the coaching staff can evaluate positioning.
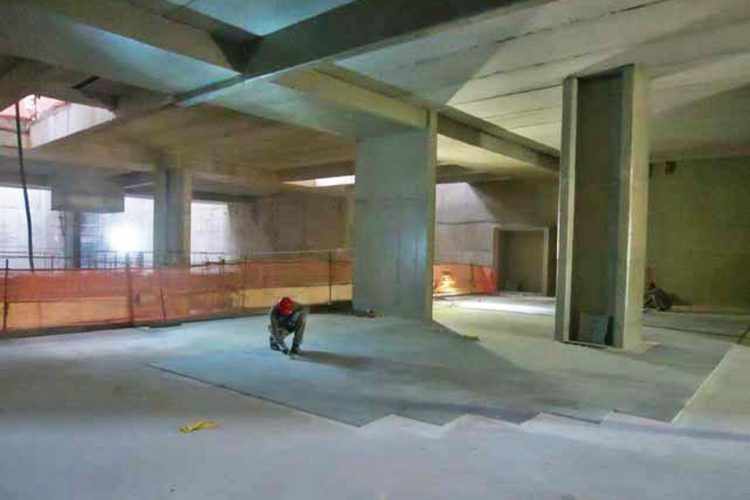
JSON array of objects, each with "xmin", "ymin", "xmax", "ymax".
[
  {"xmin": 433, "ymin": 263, "xmax": 497, "ymax": 296},
  {"xmin": 0, "ymin": 256, "xmax": 494, "ymax": 335},
  {"xmin": 1, "ymin": 254, "xmax": 354, "ymax": 335}
]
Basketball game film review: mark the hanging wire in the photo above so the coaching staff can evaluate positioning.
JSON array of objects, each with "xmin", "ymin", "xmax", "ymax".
[{"xmin": 14, "ymin": 101, "xmax": 34, "ymax": 271}]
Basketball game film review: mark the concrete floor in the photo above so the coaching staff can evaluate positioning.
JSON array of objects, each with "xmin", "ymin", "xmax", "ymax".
[
  {"xmin": 439, "ymin": 294, "xmax": 750, "ymax": 339},
  {"xmin": 1, "ymin": 306, "xmax": 749, "ymax": 499}
]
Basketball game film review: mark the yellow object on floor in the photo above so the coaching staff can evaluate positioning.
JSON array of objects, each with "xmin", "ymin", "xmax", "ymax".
[
  {"xmin": 179, "ymin": 420, "xmax": 218, "ymax": 433},
  {"xmin": 461, "ymin": 334, "xmax": 480, "ymax": 341}
]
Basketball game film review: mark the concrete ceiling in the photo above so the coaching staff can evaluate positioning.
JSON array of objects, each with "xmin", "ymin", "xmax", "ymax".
[
  {"xmin": 0, "ymin": 0, "xmax": 748, "ymax": 199},
  {"xmin": 154, "ymin": 0, "xmax": 359, "ymax": 36},
  {"xmin": 339, "ymin": 0, "xmax": 750, "ymax": 159}
]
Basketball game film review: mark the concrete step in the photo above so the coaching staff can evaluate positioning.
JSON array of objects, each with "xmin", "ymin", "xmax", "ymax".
[
  {"xmin": 357, "ymin": 415, "xmax": 448, "ymax": 439},
  {"xmin": 442, "ymin": 413, "xmax": 524, "ymax": 435},
  {"xmin": 602, "ymin": 411, "xmax": 673, "ymax": 430},
  {"xmin": 520, "ymin": 410, "xmax": 750, "ymax": 461},
  {"xmin": 358, "ymin": 412, "xmax": 527, "ymax": 440}
]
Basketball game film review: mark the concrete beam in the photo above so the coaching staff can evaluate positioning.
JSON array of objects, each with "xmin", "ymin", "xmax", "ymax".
[
  {"xmin": 177, "ymin": 0, "xmax": 554, "ymax": 105},
  {"xmin": 0, "ymin": 58, "xmax": 162, "ymax": 113},
  {"xmin": 438, "ymin": 112, "xmax": 559, "ymax": 171},
  {"xmin": 0, "ymin": 59, "xmax": 50, "ymax": 110},
  {"xmin": 275, "ymin": 70, "xmax": 428, "ymax": 129},
  {"xmin": 277, "ymin": 161, "xmax": 513, "ymax": 185},
  {"xmin": 435, "ymin": 165, "xmax": 512, "ymax": 184},
  {"xmin": 115, "ymin": 171, "xmax": 153, "ymax": 189},
  {"xmin": 276, "ymin": 161, "xmax": 354, "ymax": 182},
  {"xmin": 20, "ymin": 0, "xmax": 251, "ymax": 72},
  {"xmin": 0, "ymin": 171, "xmax": 50, "ymax": 189}
]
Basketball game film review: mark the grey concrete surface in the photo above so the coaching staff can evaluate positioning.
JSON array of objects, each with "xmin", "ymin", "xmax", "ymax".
[
  {"xmin": 441, "ymin": 294, "xmax": 750, "ymax": 339},
  {"xmin": 557, "ymin": 65, "xmax": 650, "ymax": 349},
  {"xmin": 153, "ymin": 165, "xmax": 192, "ymax": 266},
  {"xmin": 674, "ymin": 345, "xmax": 750, "ymax": 434},
  {"xmin": 0, "ymin": 310, "xmax": 748, "ymax": 500},
  {"xmin": 648, "ymin": 159, "xmax": 750, "ymax": 309},
  {"xmin": 146, "ymin": 305, "xmax": 734, "ymax": 425},
  {"xmin": 353, "ymin": 116, "xmax": 437, "ymax": 320}
]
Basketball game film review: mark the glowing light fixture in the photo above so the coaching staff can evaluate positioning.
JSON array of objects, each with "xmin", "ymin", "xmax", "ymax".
[{"xmin": 106, "ymin": 223, "xmax": 141, "ymax": 253}]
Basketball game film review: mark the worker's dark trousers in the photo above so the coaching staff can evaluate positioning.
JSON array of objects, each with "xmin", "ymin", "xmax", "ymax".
[{"xmin": 270, "ymin": 309, "xmax": 306, "ymax": 350}]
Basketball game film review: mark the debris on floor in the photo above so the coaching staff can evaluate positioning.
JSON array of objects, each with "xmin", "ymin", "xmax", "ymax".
[
  {"xmin": 179, "ymin": 420, "xmax": 218, "ymax": 433},
  {"xmin": 460, "ymin": 334, "xmax": 480, "ymax": 341},
  {"xmin": 644, "ymin": 282, "xmax": 674, "ymax": 311}
]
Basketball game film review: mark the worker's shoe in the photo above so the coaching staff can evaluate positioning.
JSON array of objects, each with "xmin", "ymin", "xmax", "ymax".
[
  {"xmin": 269, "ymin": 337, "xmax": 281, "ymax": 352},
  {"xmin": 290, "ymin": 345, "xmax": 302, "ymax": 356}
]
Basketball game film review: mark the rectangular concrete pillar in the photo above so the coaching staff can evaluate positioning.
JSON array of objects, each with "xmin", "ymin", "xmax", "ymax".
[
  {"xmin": 63, "ymin": 211, "xmax": 81, "ymax": 269},
  {"xmin": 153, "ymin": 166, "xmax": 191, "ymax": 266},
  {"xmin": 353, "ymin": 114, "xmax": 437, "ymax": 320},
  {"xmin": 555, "ymin": 65, "xmax": 649, "ymax": 350}
]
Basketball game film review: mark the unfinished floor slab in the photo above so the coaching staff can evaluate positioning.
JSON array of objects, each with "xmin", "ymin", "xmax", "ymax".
[
  {"xmin": 149, "ymin": 308, "xmax": 732, "ymax": 425},
  {"xmin": 1, "ymin": 313, "xmax": 748, "ymax": 500}
]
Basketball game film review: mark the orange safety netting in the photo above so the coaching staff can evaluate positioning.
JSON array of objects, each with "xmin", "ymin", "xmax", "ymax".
[
  {"xmin": 1, "ymin": 255, "xmax": 354, "ymax": 334},
  {"xmin": 0, "ymin": 257, "xmax": 494, "ymax": 335},
  {"xmin": 433, "ymin": 263, "xmax": 497, "ymax": 296}
]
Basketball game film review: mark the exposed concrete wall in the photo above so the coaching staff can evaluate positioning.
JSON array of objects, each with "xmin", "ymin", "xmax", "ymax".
[
  {"xmin": 648, "ymin": 159, "xmax": 750, "ymax": 308},
  {"xmin": 499, "ymin": 230, "xmax": 545, "ymax": 293},
  {"xmin": 0, "ymin": 187, "xmax": 349, "ymax": 268},
  {"xmin": 435, "ymin": 179, "xmax": 558, "ymax": 267},
  {"xmin": 0, "ymin": 187, "xmax": 64, "ymax": 268},
  {"xmin": 192, "ymin": 200, "xmax": 232, "ymax": 255},
  {"xmin": 225, "ymin": 191, "xmax": 351, "ymax": 256},
  {"xmin": 81, "ymin": 191, "xmax": 350, "ymax": 261},
  {"xmin": 81, "ymin": 196, "xmax": 153, "ymax": 265}
]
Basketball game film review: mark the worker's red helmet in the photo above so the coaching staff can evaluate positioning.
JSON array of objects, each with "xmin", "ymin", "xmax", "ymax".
[{"xmin": 278, "ymin": 297, "xmax": 294, "ymax": 316}]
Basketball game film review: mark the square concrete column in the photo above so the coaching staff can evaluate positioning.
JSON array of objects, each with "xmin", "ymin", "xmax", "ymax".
[
  {"xmin": 555, "ymin": 65, "xmax": 650, "ymax": 350},
  {"xmin": 63, "ymin": 211, "xmax": 81, "ymax": 269},
  {"xmin": 153, "ymin": 166, "xmax": 191, "ymax": 266},
  {"xmin": 353, "ymin": 114, "xmax": 437, "ymax": 320}
]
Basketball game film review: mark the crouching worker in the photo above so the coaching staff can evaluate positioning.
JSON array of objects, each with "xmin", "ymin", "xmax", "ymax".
[{"xmin": 268, "ymin": 296, "xmax": 307, "ymax": 355}]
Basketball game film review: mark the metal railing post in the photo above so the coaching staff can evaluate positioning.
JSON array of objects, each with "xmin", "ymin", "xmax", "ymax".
[
  {"xmin": 125, "ymin": 256, "xmax": 135, "ymax": 327},
  {"xmin": 2, "ymin": 259, "xmax": 9, "ymax": 334},
  {"xmin": 158, "ymin": 266, "xmax": 167, "ymax": 323},
  {"xmin": 328, "ymin": 250, "xmax": 333, "ymax": 304}
]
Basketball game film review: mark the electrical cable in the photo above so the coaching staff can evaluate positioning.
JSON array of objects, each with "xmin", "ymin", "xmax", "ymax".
[{"xmin": 14, "ymin": 102, "xmax": 34, "ymax": 271}]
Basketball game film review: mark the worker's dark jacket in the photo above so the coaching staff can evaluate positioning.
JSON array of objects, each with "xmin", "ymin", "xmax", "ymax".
[
  {"xmin": 270, "ymin": 303, "xmax": 306, "ymax": 333},
  {"xmin": 269, "ymin": 303, "xmax": 307, "ymax": 351}
]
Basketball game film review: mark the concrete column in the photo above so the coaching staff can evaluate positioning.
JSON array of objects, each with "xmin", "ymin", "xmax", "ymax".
[
  {"xmin": 353, "ymin": 114, "xmax": 437, "ymax": 320},
  {"xmin": 555, "ymin": 65, "xmax": 650, "ymax": 350},
  {"xmin": 63, "ymin": 211, "xmax": 81, "ymax": 269},
  {"xmin": 153, "ymin": 165, "xmax": 191, "ymax": 266}
]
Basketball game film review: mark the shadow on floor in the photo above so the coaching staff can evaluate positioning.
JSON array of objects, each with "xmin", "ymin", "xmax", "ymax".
[{"xmin": 149, "ymin": 309, "xmax": 731, "ymax": 427}]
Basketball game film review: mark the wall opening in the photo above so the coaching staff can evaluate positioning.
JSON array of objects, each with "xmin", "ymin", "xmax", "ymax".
[{"xmin": 493, "ymin": 227, "xmax": 556, "ymax": 296}]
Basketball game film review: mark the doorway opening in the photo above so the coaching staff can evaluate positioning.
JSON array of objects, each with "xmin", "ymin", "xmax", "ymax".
[{"xmin": 493, "ymin": 226, "xmax": 556, "ymax": 296}]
